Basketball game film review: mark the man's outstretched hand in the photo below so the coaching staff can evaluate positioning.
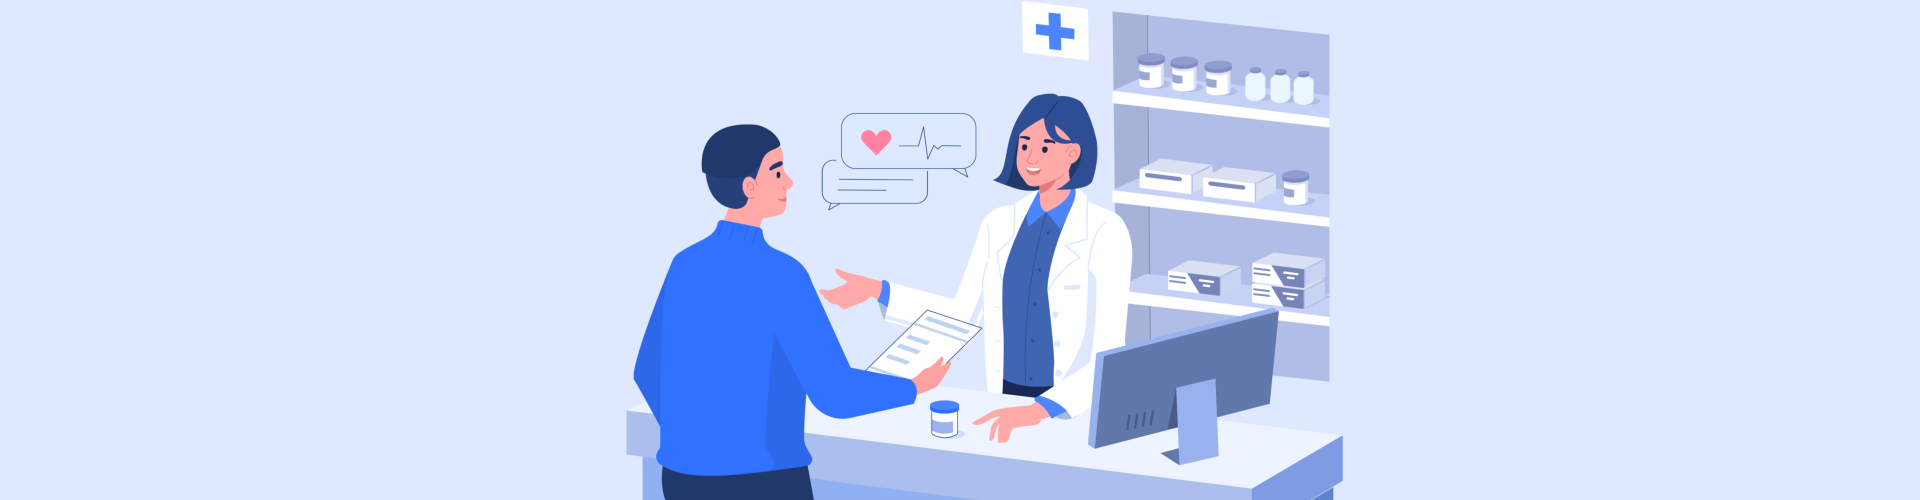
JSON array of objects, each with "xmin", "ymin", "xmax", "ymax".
[
  {"xmin": 819, "ymin": 269, "xmax": 882, "ymax": 309},
  {"xmin": 911, "ymin": 357, "xmax": 952, "ymax": 395},
  {"xmin": 973, "ymin": 403, "xmax": 1050, "ymax": 443}
]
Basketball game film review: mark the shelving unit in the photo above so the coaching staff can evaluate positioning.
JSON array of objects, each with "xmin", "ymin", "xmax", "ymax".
[
  {"xmin": 1113, "ymin": 179, "xmax": 1331, "ymax": 227},
  {"xmin": 1112, "ymin": 13, "xmax": 1332, "ymax": 381},
  {"xmin": 1112, "ymin": 80, "xmax": 1331, "ymax": 128}
]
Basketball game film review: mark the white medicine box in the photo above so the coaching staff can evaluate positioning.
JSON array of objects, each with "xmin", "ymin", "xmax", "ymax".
[
  {"xmin": 1138, "ymin": 159, "xmax": 1213, "ymax": 194},
  {"xmin": 1168, "ymin": 261, "xmax": 1239, "ymax": 297},
  {"xmin": 1252, "ymin": 253, "xmax": 1326, "ymax": 288},
  {"xmin": 1251, "ymin": 280, "xmax": 1326, "ymax": 309},
  {"xmin": 1202, "ymin": 168, "xmax": 1277, "ymax": 203}
]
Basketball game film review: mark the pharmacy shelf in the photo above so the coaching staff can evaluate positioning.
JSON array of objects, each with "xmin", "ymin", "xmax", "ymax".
[
  {"xmin": 1113, "ymin": 180, "xmax": 1331, "ymax": 227},
  {"xmin": 1128, "ymin": 274, "xmax": 1331, "ymax": 326},
  {"xmin": 1113, "ymin": 80, "xmax": 1330, "ymax": 127}
]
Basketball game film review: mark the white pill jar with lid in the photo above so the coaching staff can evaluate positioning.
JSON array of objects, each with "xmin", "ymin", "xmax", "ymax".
[
  {"xmin": 1282, "ymin": 170, "xmax": 1310, "ymax": 206},
  {"xmin": 1169, "ymin": 57, "xmax": 1199, "ymax": 92},
  {"xmin": 1137, "ymin": 53, "xmax": 1166, "ymax": 89},
  {"xmin": 1292, "ymin": 71, "xmax": 1316, "ymax": 105},
  {"xmin": 930, "ymin": 400, "xmax": 959, "ymax": 438},
  {"xmin": 1204, "ymin": 60, "xmax": 1233, "ymax": 96},
  {"xmin": 1270, "ymin": 69, "xmax": 1290, "ymax": 104},
  {"xmin": 1245, "ymin": 67, "xmax": 1266, "ymax": 101}
]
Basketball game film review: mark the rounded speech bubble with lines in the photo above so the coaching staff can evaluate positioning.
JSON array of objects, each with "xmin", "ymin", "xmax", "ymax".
[
  {"xmin": 839, "ymin": 113, "xmax": 976, "ymax": 176},
  {"xmin": 820, "ymin": 159, "xmax": 929, "ymax": 210}
]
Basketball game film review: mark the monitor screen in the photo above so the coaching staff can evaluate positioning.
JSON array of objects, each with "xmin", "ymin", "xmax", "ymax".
[{"xmin": 1087, "ymin": 309, "xmax": 1278, "ymax": 448}]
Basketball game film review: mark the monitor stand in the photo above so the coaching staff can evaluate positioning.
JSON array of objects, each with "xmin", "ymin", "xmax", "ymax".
[{"xmin": 1162, "ymin": 379, "xmax": 1220, "ymax": 465}]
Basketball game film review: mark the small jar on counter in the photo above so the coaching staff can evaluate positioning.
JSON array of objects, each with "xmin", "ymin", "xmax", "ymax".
[
  {"xmin": 930, "ymin": 401, "xmax": 959, "ymax": 438},
  {"xmin": 1170, "ymin": 57, "xmax": 1199, "ymax": 92},
  {"xmin": 1137, "ymin": 53, "xmax": 1166, "ymax": 89},
  {"xmin": 1204, "ymin": 61, "xmax": 1233, "ymax": 96}
]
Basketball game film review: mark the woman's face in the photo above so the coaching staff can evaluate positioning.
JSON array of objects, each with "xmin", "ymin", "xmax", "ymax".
[{"xmin": 1016, "ymin": 119, "xmax": 1081, "ymax": 191}]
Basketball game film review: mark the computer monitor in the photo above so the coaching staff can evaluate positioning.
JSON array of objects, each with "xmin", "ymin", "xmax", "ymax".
[{"xmin": 1086, "ymin": 309, "xmax": 1278, "ymax": 464}]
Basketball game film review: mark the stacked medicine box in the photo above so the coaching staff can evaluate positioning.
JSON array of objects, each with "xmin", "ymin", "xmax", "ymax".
[
  {"xmin": 1250, "ymin": 253, "xmax": 1326, "ymax": 309},
  {"xmin": 1168, "ymin": 261, "xmax": 1239, "ymax": 297}
]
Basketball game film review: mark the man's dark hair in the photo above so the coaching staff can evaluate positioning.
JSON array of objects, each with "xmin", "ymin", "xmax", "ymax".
[{"xmin": 702, "ymin": 125, "xmax": 781, "ymax": 209}]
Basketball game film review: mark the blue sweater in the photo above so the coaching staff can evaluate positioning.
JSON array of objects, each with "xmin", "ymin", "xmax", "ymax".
[{"xmin": 634, "ymin": 221, "xmax": 916, "ymax": 476}]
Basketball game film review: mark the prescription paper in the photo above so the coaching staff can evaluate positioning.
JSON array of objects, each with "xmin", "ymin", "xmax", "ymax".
[{"xmin": 864, "ymin": 311, "xmax": 981, "ymax": 378}]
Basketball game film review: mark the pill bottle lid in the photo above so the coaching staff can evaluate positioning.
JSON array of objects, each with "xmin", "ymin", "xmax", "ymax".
[
  {"xmin": 1170, "ymin": 57, "xmax": 1199, "ymax": 69},
  {"xmin": 1283, "ymin": 170, "xmax": 1311, "ymax": 183},
  {"xmin": 1249, "ymin": 67, "xmax": 1262, "ymax": 73},
  {"xmin": 1137, "ymin": 53, "xmax": 1165, "ymax": 65},
  {"xmin": 1205, "ymin": 60, "xmax": 1232, "ymax": 73},
  {"xmin": 1298, "ymin": 71, "xmax": 1311, "ymax": 77},
  {"xmin": 1274, "ymin": 68, "xmax": 1287, "ymax": 75},
  {"xmin": 930, "ymin": 401, "xmax": 959, "ymax": 414}
]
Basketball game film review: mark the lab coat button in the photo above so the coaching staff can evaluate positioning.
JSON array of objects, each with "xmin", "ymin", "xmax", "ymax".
[
  {"xmin": 1051, "ymin": 311, "xmax": 1059, "ymax": 318},
  {"xmin": 1054, "ymin": 340, "xmax": 1061, "ymax": 347},
  {"xmin": 1055, "ymin": 370, "xmax": 1063, "ymax": 376}
]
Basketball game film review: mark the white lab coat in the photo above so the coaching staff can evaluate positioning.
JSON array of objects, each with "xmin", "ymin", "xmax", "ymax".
[{"xmin": 882, "ymin": 190, "xmax": 1132, "ymax": 418}]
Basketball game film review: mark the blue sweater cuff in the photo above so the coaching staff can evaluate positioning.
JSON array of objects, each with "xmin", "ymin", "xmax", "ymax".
[
  {"xmin": 1034, "ymin": 396, "xmax": 1067, "ymax": 418},
  {"xmin": 879, "ymin": 280, "xmax": 890, "ymax": 306}
]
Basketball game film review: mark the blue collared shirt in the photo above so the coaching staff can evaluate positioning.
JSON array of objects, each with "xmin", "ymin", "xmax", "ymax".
[
  {"xmin": 1023, "ymin": 189, "xmax": 1075, "ymax": 228},
  {"xmin": 883, "ymin": 192, "xmax": 1072, "ymax": 418}
]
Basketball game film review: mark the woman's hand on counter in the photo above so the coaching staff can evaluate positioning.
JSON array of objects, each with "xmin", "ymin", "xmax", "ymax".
[{"xmin": 973, "ymin": 403, "xmax": 1050, "ymax": 443}]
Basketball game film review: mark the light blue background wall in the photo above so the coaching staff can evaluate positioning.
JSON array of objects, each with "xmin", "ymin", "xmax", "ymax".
[{"xmin": 3, "ymin": 1, "xmax": 1916, "ymax": 498}]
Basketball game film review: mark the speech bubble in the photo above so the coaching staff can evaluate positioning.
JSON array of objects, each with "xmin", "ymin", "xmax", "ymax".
[
  {"xmin": 820, "ymin": 159, "xmax": 929, "ymax": 210},
  {"xmin": 839, "ymin": 113, "xmax": 976, "ymax": 176}
]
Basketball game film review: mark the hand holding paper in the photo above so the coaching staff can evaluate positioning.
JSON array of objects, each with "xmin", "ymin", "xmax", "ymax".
[
  {"xmin": 911, "ymin": 357, "xmax": 952, "ymax": 395},
  {"xmin": 866, "ymin": 311, "xmax": 981, "ymax": 380}
]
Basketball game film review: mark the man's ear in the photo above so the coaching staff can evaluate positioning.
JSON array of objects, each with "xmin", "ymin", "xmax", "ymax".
[{"xmin": 740, "ymin": 176, "xmax": 759, "ymax": 199}]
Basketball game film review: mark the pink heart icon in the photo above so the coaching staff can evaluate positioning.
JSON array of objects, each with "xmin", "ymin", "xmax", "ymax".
[{"xmin": 860, "ymin": 130, "xmax": 891, "ymax": 155}]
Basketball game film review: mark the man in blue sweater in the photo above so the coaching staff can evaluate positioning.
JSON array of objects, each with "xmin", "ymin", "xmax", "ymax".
[{"xmin": 634, "ymin": 125, "xmax": 952, "ymax": 500}]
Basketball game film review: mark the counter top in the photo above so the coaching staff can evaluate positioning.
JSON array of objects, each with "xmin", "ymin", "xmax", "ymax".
[{"xmin": 628, "ymin": 386, "xmax": 1341, "ymax": 499}]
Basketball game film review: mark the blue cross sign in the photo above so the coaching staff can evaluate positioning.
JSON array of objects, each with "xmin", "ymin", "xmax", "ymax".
[
  {"xmin": 1021, "ymin": 2, "xmax": 1087, "ymax": 60},
  {"xmin": 1035, "ymin": 13, "xmax": 1075, "ymax": 50}
]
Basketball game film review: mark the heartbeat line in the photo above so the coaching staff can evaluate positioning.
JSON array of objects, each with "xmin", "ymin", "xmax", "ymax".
[{"xmin": 896, "ymin": 127, "xmax": 963, "ymax": 159}]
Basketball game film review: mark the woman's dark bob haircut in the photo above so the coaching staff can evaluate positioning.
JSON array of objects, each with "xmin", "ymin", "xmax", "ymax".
[{"xmin": 993, "ymin": 94, "xmax": 1098, "ymax": 191}]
